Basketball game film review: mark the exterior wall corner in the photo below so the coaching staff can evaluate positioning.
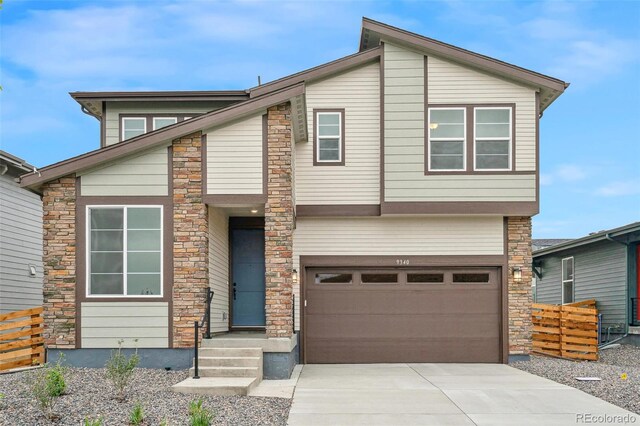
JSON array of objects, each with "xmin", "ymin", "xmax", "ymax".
[{"xmin": 507, "ymin": 216, "xmax": 533, "ymax": 355}]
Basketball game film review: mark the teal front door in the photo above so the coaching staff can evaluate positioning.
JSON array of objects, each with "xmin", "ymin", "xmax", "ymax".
[{"xmin": 231, "ymin": 228, "xmax": 266, "ymax": 327}]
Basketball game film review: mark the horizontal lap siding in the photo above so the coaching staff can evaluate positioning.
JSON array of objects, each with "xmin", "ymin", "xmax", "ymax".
[
  {"xmin": 206, "ymin": 114, "xmax": 263, "ymax": 195},
  {"xmin": 81, "ymin": 302, "xmax": 168, "ymax": 348},
  {"xmin": 80, "ymin": 146, "xmax": 169, "ymax": 196},
  {"xmin": 383, "ymin": 43, "xmax": 537, "ymax": 202},
  {"xmin": 295, "ymin": 63, "xmax": 380, "ymax": 204},
  {"xmin": 0, "ymin": 176, "xmax": 43, "ymax": 313},
  {"xmin": 292, "ymin": 215, "xmax": 504, "ymax": 330},
  {"xmin": 208, "ymin": 206, "xmax": 229, "ymax": 333}
]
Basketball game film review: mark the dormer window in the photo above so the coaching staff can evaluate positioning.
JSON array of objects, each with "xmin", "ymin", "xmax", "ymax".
[
  {"xmin": 122, "ymin": 117, "xmax": 146, "ymax": 141},
  {"xmin": 314, "ymin": 110, "xmax": 345, "ymax": 166}
]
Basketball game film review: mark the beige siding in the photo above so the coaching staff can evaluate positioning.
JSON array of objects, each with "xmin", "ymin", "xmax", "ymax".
[
  {"xmin": 292, "ymin": 215, "xmax": 504, "ymax": 329},
  {"xmin": 208, "ymin": 206, "xmax": 229, "ymax": 333},
  {"xmin": 81, "ymin": 302, "xmax": 168, "ymax": 348},
  {"xmin": 80, "ymin": 146, "xmax": 169, "ymax": 196},
  {"xmin": 104, "ymin": 101, "xmax": 217, "ymax": 146},
  {"xmin": 383, "ymin": 43, "xmax": 537, "ymax": 202},
  {"xmin": 206, "ymin": 114, "xmax": 263, "ymax": 195},
  {"xmin": 296, "ymin": 63, "xmax": 380, "ymax": 204}
]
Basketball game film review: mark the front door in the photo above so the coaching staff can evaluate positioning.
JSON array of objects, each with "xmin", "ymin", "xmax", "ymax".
[{"xmin": 231, "ymin": 228, "xmax": 266, "ymax": 327}]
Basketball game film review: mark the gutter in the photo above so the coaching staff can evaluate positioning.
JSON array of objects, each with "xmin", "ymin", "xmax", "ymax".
[{"xmin": 80, "ymin": 105, "xmax": 101, "ymax": 122}]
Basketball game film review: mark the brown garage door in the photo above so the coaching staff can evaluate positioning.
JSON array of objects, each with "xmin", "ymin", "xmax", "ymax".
[{"xmin": 304, "ymin": 267, "xmax": 501, "ymax": 363}]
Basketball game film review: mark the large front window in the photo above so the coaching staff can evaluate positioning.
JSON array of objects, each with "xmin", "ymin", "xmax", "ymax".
[{"xmin": 88, "ymin": 206, "xmax": 162, "ymax": 296}]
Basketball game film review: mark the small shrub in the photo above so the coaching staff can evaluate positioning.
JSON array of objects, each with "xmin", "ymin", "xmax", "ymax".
[
  {"xmin": 129, "ymin": 401, "xmax": 144, "ymax": 425},
  {"xmin": 46, "ymin": 353, "xmax": 68, "ymax": 397},
  {"xmin": 105, "ymin": 339, "xmax": 139, "ymax": 402},
  {"xmin": 29, "ymin": 368, "xmax": 59, "ymax": 421},
  {"xmin": 0, "ymin": 392, "xmax": 5, "ymax": 410},
  {"xmin": 83, "ymin": 416, "xmax": 104, "ymax": 426},
  {"xmin": 188, "ymin": 398, "xmax": 214, "ymax": 426}
]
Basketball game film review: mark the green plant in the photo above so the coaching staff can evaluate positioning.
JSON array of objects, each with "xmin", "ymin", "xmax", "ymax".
[
  {"xmin": 29, "ymin": 368, "xmax": 59, "ymax": 421},
  {"xmin": 46, "ymin": 353, "xmax": 68, "ymax": 397},
  {"xmin": 83, "ymin": 416, "xmax": 104, "ymax": 426},
  {"xmin": 0, "ymin": 392, "xmax": 5, "ymax": 410},
  {"xmin": 129, "ymin": 401, "xmax": 144, "ymax": 425},
  {"xmin": 160, "ymin": 418, "xmax": 169, "ymax": 426},
  {"xmin": 188, "ymin": 398, "xmax": 214, "ymax": 426},
  {"xmin": 105, "ymin": 340, "xmax": 139, "ymax": 402}
]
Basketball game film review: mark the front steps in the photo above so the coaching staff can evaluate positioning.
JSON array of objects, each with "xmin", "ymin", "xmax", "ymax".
[{"xmin": 173, "ymin": 347, "xmax": 263, "ymax": 396}]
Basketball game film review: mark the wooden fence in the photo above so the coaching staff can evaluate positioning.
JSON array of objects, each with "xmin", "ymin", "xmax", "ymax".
[
  {"xmin": 532, "ymin": 299, "xmax": 598, "ymax": 361},
  {"xmin": 0, "ymin": 307, "xmax": 45, "ymax": 372}
]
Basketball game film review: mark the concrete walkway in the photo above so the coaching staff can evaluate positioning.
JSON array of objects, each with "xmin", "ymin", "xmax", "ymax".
[{"xmin": 288, "ymin": 363, "xmax": 639, "ymax": 425}]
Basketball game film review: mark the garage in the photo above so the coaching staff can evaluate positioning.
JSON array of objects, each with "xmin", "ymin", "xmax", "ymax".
[{"xmin": 303, "ymin": 267, "xmax": 502, "ymax": 363}]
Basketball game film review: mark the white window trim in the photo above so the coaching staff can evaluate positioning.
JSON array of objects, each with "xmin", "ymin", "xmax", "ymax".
[
  {"xmin": 316, "ymin": 111, "xmax": 343, "ymax": 163},
  {"xmin": 86, "ymin": 205, "xmax": 163, "ymax": 298},
  {"xmin": 473, "ymin": 106, "xmax": 513, "ymax": 171},
  {"xmin": 561, "ymin": 256, "xmax": 574, "ymax": 304},
  {"xmin": 121, "ymin": 117, "xmax": 147, "ymax": 141},
  {"xmin": 152, "ymin": 116, "xmax": 178, "ymax": 131},
  {"xmin": 427, "ymin": 107, "xmax": 467, "ymax": 172}
]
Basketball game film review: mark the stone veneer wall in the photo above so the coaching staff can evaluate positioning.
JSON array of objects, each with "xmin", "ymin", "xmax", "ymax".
[
  {"xmin": 172, "ymin": 133, "xmax": 209, "ymax": 348},
  {"xmin": 41, "ymin": 175, "xmax": 77, "ymax": 348},
  {"xmin": 507, "ymin": 216, "xmax": 533, "ymax": 355},
  {"xmin": 265, "ymin": 103, "xmax": 294, "ymax": 338}
]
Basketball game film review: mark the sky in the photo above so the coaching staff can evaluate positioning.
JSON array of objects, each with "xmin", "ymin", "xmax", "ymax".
[{"xmin": 0, "ymin": 0, "xmax": 638, "ymax": 238}]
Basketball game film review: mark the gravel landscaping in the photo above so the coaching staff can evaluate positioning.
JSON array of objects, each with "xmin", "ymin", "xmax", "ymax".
[
  {"xmin": 0, "ymin": 367, "xmax": 291, "ymax": 425},
  {"xmin": 512, "ymin": 343, "xmax": 640, "ymax": 414}
]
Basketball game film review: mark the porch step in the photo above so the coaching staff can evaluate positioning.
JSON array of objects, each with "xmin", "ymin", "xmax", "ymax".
[
  {"xmin": 172, "ymin": 377, "xmax": 260, "ymax": 396},
  {"xmin": 202, "ymin": 338, "xmax": 269, "ymax": 349},
  {"xmin": 195, "ymin": 356, "xmax": 262, "ymax": 367},
  {"xmin": 198, "ymin": 347, "xmax": 263, "ymax": 357},
  {"xmin": 188, "ymin": 366, "xmax": 261, "ymax": 378}
]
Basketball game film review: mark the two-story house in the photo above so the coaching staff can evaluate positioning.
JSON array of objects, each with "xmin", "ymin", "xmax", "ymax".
[{"xmin": 20, "ymin": 18, "xmax": 568, "ymax": 383}]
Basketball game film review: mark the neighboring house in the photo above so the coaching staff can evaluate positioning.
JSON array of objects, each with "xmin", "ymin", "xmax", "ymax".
[
  {"xmin": 531, "ymin": 239, "xmax": 571, "ymax": 300},
  {"xmin": 19, "ymin": 18, "xmax": 568, "ymax": 377},
  {"xmin": 534, "ymin": 222, "xmax": 640, "ymax": 335},
  {"xmin": 0, "ymin": 151, "xmax": 43, "ymax": 314}
]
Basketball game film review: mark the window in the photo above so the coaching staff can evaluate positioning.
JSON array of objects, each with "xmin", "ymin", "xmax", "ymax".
[
  {"xmin": 153, "ymin": 117, "xmax": 178, "ymax": 130},
  {"xmin": 407, "ymin": 273, "xmax": 444, "ymax": 283},
  {"xmin": 453, "ymin": 273, "xmax": 490, "ymax": 283},
  {"xmin": 122, "ymin": 118, "xmax": 146, "ymax": 140},
  {"xmin": 88, "ymin": 206, "xmax": 162, "ymax": 296},
  {"xmin": 428, "ymin": 108, "xmax": 466, "ymax": 171},
  {"xmin": 315, "ymin": 273, "xmax": 352, "ymax": 284},
  {"xmin": 474, "ymin": 107, "xmax": 512, "ymax": 170},
  {"xmin": 562, "ymin": 257, "xmax": 574, "ymax": 304},
  {"xmin": 361, "ymin": 273, "xmax": 398, "ymax": 284},
  {"xmin": 315, "ymin": 111, "xmax": 344, "ymax": 164}
]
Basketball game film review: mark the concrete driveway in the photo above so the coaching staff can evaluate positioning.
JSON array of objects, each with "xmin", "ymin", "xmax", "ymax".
[{"xmin": 288, "ymin": 363, "xmax": 639, "ymax": 425}]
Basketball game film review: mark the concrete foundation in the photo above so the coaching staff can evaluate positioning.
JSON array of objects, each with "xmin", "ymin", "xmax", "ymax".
[{"xmin": 48, "ymin": 348, "xmax": 193, "ymax": 370}]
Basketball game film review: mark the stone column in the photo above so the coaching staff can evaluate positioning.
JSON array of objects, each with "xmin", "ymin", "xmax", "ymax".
[
  {"xmin": 265, "ymin": 103, "xmax": 294, "ymax": 338},
  {"xmin": 42, "ymin": 175, "xmax": 77, "ymax": 348},
  {"xmin": 172, "ymin": 132, "xmax": 209, "ymax": 348},
  {"xmin": 507, "ymin": 216, "xmax": 533, "ymax": 355}
]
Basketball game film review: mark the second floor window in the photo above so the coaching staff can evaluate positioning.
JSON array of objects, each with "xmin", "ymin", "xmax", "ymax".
[
  {"xmin": 474, "ymin": 107, "xmax": 512, "ymax": 170},
  {"xmin": 428, "ymin": 108, "xmax": 466, "ymax": 171},
  {"xmin": 153, "ymin": 117, "xmax": 178, "ymax": 130},
  {"xmin": 122, "ymin": 117, "xmax": 146, "ymax": 140},
  {"xmin": 315, "ymin": 111, "xmax": 344, "ymax": 164}
]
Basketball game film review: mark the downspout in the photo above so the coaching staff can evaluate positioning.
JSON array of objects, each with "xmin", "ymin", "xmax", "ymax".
[{"xmin": 604, "ymin": 233, "xmax": 631, "ymax": 342}]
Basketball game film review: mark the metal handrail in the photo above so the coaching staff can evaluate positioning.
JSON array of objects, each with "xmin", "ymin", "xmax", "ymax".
[
  {"xmin": 292, "ymin": 293, "xmax": 295, "ymax": 334},
  {"xmin": 193, "ymin": 288, "xmax": 214, "ymax": 379}
]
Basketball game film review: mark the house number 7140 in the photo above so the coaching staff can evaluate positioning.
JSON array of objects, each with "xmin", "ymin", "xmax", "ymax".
[{"xmin": 396, "ymin": 259, "xmax": 410, "ymax": 265}]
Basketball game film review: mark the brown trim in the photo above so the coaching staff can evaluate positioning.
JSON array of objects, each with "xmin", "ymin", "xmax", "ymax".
[
  {"xmin": 203, "ymin": 194, "xmax": 267, "ymax": 205},
  {"xmin": 296, "ymin": 204, "xmax": 380, "ymax": 217},
  {"xmin": 424, "ymin": 103, "xmax": 517, "ymax": 175},
  {"xmin": 502, "ymin": 217, "xmax": 509, "ymax": 364},
  {"xmin": 360, "ymin": 18, "xmax": 568, "ymax": 92},
  {"xmin": 249, "ymin": 46, "xmax": 382, "ymax": 98},
  {"xmin": 71, "ymin": 90, "xmax": 249, "ymax": 101},
  {"xmin": 312, "ymin": 109, "xmax": 346, "ymax": 166},
  {"xmin": 380, "ymin": 201, "xmax": 538, "ymax": 216},
  {"xmin": 118, "ymin": 114, "xmax": 198, "ymax": 143},
  {"xmin": 21, "ymin": 83, "xmax": 305, "ymax": 189},
  {"xmin": 100, "ymin": 101, "xmax": 107, "ymax": 148},
  {"xmin": 379, "ymin": 42, "xmax": 385, "ymax": 204},
  {"xmin": 262, "ymin": 114, "xmax": 268, "ymax": 196},
  {"xmin": 535, "ymin": 92, "xmax": 540, "ymax": 205},
  {"xmin": 201, "ymin": 134, "xmax": 207, "ymax": 197},
  {"xmin": 168, "ymin": 146, "xmax": 174, "ymax": 348}
]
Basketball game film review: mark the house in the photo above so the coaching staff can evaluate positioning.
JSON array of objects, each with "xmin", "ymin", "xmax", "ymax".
[
  {"xmin": 0, "ymin": 150, "xmax": 43, "ymax": 313},
  {"xmin": 534, "ymin": 222, "xmax": 640, "ymax": 339},
  {"xmin": 19, "ymin": 18, "xmax": 568, "ymax": 380},
  {"xmin": 531, "ymin": 239, "xmax": 571, "ymax": 300}
]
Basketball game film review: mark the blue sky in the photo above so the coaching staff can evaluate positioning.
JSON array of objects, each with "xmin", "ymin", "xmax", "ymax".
[{"xmin": 1, "ymin": 0, "xmax": 638, "ymax": 238}]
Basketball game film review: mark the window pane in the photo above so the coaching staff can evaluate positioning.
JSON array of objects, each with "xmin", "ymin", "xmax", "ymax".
[
  {"xmin": 407, "ymin": 273, "xmax": 444, "ymax": 283},
  {"xmin": 91, "ymin": 252, "xmax": 123, "ymax": 273},
  {"xmin": 319, "ymin": 138, "xmax": 340, "ymax": 150},
  {"xmin": 319, "ymin": 138, "xmax": 340, "ymax": 161},
  {"xmin": 476, "ymin": 108, "xmax": 510, "ymax": 124},
  {"xmin": 90, "ymin": 208, "xmax": 123, "ymax": 230},
  {"xmin": 431, "ymin": 141, "xmax": 464, "ymax": 155},
  {"xmin": 476, "ymin": 123, "xmax": 510, "ymax": 138},
  {"xmin": 128, "ymin": 208, "xmax": 161, "ymax": 229},
  {"xmin": 315, "ymin": 273, "xmax": 353, "ymax": 284},
  {"xmin": 453, "ymin": 273, "xmax": 490, "ymax": 283},
  {"xmin": 476, "ymin": 155, "xmax": 509, "ymax": 170},
  {"xmin": 153, "ymin": 117, "xmax": 177, "ymax": 130},
  {"xmin": 476, "ymin": 140, "xmax": 509, "ymax": 155},
  {"xmin": 124, "ymin": 118, "xmax": 145, "ymax": 130},
  {"xmin": 90, "ymin": 274, "xmax": 124, "ymax": 295},
  {"xmin": 563, "ymin": 282, "xmax": 574, "ymax": 303},
  {"xmin": 128, "ymin": 230, "xmax": 161, "ymax": 251},
  {"xmin": 361, "ymin": 273, "xmax": 398, "ymax": 283},
  {"xmin": 562, "ymin": 259, "xmax": 573, "ymax": 280},
  {"xmin": 318, "ymin": 113, "xmax": 340, "ymax": 126},
  {"xmin": 127, "ymin": 274, "xmax": 161, "ymax": 295},
  {"xmin": 91, "ymin": 230, "xmax": 123, "ymax": 251},
  {"xmin": 128, "ymin": 252, "xmax": 161, "ymax": 273},
  {"xmin": 430, "ymin": 109, "xmax": 464, "ymax": 124},
  {"xmin": 431, "ymin": 155, "xmax": 464, "ymax": 170},
  {"xmin": 430, "ymin": 109, "xmax": 464, "ymax": 138}
]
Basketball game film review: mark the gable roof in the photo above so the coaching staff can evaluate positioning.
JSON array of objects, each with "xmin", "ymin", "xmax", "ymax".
[
  {"xmin": 532, "ymin": 239, "xmax": 573, "ymax": 252},
  {"xmin": 359, "ymin": 18, "xmax": 568, "ymax": 111},
  {"xmin": 533, "ymin": 222, "xmax": 640, "ymax": 257}
]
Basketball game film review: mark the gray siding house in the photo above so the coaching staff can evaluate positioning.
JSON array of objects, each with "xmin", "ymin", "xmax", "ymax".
[
  {"xmin": 0, "ymin": 151, "xmax": 43, "ymax": 313},
  {"xmin": 533, "ymin": 222, "xmax": 640, "ymax": 334}
]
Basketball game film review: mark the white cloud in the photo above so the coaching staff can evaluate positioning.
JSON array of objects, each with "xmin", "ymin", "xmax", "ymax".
[
  {"xmin": 541, "ymin": 164, "xmax": 588, "ymax": 186},
  {"xmin": 596, "ymin": 180, "xmax": 640, "ymax": 197}
]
